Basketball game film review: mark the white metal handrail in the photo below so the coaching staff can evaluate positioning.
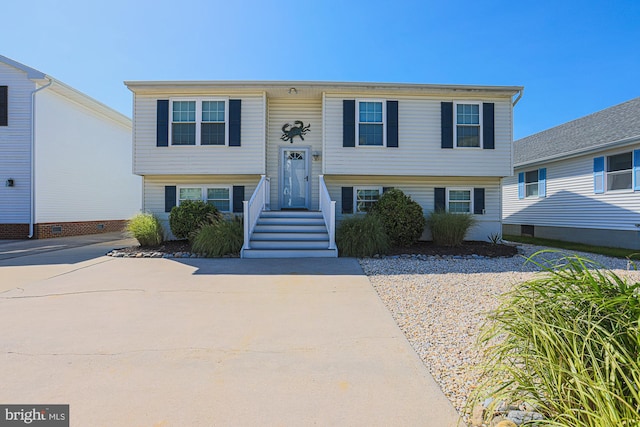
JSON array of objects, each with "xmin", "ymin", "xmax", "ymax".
[
  {"xmin": 319, "ymin": 175, "xmax": 336, "ymax": 250},
  {"xmin": 243, "ymin": 175, "xmax": 270, "ymax": 250}
]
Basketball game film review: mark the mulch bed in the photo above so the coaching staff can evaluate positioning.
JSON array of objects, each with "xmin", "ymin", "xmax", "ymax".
[{"xmin": 115, "ymin": 239, "xmax": 518, "ymax": 258}]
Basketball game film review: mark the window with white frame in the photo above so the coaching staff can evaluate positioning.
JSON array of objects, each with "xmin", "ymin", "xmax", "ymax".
[
  {"xmin": 178, "ymin": 186, "xmax": 231, "ymax": 212},
  {"xmin": 607, "ymin": 152, "xmax": 632, "ymax": 191},
  {"xmin": 357, "ymin": 101, "xmax": 384, "ymax": 146},
  {"xmin": 455, "ymin": 103, "xmax": 481, "ymax": 148},
  {"xmin": 447, "ymin": 188, "xmax": 472, "ymax": 213},
  {"xmin": 354, "ymin": 187, "xmax": 382, "ymax": 213},
  {"xmin": 171, "ymin": 99, "xmax": 228, "ymax": 146},
  {"xmin": 525, "ymin": 170, "xmax": 539, "ymax": 197}
]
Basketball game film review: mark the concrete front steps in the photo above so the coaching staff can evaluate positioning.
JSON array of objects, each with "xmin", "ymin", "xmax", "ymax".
[{"xmin": 241, "ymin": 210, "xmax": 338, "ymax": 258}]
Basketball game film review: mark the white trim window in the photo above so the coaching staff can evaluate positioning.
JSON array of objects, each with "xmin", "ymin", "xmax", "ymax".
[
  {"xmin": 354, "ymin": 187, "xmax": 382, "ymax": 213},
  {"xmin": 606, "ymin": 152, "xmax": 632, "ymax": 191},
  {"xmin": 525, "ymin": 170, "xmax": 539, "ymax": 197},
  {"xmin": 455, "ymin": 102, "xmax": 482, "ymax": 148},
  {"xmin": 447, "ymin": 188, "xmax": 473, "ymax": 213},
  {"xmin": 178, "ymin": 185, "xmax": 231, "ymax": 212},
  {"xmin": 357, "ymin": 100, "xmax": 385, "ymax": 146},
  {"xmin": 170, "ymin": 98, "xmax": 229, "ymax": 146}
]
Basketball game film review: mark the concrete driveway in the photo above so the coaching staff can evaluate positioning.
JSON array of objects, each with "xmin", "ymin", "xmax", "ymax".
[{"xmin": 0, "ymin": 235, "xmax": 461, "ymax": 426}]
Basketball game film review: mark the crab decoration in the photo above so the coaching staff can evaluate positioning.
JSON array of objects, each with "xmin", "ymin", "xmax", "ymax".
[{"xmin": 281, "ymin": 121, "xmax": 310, "ymax": 143}]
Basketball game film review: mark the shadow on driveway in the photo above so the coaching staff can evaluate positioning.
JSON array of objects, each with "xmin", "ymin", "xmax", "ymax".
[{"xmin": 171, "ymin": 257, "xmax": 365, "ymax": 276}]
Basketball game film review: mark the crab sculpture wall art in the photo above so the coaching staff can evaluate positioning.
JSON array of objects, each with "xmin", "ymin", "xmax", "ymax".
[{"xmin": 281, "ymin": 121, "xmax": 311, "ymax": 143}]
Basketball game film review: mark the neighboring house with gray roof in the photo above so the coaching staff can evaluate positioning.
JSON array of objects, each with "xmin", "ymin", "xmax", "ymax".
[{"xmin": 502, "ymin": 96, "xmax": 640, "ymax": 249}]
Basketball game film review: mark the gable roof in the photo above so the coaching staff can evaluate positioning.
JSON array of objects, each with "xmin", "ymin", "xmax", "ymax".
[{"xmin": 515, "ymin": 96, "xmax": 640, "ymax": 167}]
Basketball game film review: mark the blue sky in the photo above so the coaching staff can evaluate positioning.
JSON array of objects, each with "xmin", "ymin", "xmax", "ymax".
[{"xmin": 2, "ymin": 0, "xmax": 639, "ymax": 140}]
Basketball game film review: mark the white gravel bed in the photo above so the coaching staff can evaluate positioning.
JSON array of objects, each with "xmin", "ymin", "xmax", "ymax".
[{"xmin": 359, "ymin": 243, "xmax": 640, "ymax": 416}]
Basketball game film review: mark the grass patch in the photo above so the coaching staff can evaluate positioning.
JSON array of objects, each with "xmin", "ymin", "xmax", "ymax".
[{"xmin": 503, "ymin": 234, "xmax": 638, "ymax": 259}]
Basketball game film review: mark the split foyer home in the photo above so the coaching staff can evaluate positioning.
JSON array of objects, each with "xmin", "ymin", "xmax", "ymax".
[
  {"xmin": 502, "ymin": 96, "xmax": 640, "ymax": 249},
  {"xmin": 124, "ymin": 81, "xmax": 524, "ymax": 257},
  {"xmin": 0, "ymin": 55, "xmax": 141, "ymax": 239}
]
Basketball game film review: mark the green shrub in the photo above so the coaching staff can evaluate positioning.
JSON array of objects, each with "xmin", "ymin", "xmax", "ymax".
[
  {"xmin": 191, "ymin": 216, "xmax": 244, "ymax": 257},
  {"xmin": 127, "ymin": 213, "xmax": 164, "ymax": 247},
  {"xmin": 426, "ymin": 210, "xmax": 476, "ymax": 246},
  {"xmin": 368, "ymin": 188, "xmax": 426, "ymax": 247},
  {"xmin": 471, "ymin": 253, "xmax": 640, "ymax": 427},
  {"xmin": 169, "ymin": 200, "xmax": 222, "ymax": 240},
  {"xmin": 336, "ymin": 214, "xmax": 390, "ymax": 257}
]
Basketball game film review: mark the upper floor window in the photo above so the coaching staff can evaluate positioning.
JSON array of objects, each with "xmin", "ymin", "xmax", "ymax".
[
  {"xmin": 607, "ymin": 152, "xmax": 632, "ymax": 191},
  {"xmin": 354, "ymin": 187, "xmax": 382, "ymax": 213},
  {"xmin": 447, "ymin": 188, "xmax": 472, "ymax": 213},
  {"xmin": 455, "ymin": 103, "xmax": 481, "ymax": 148},
  {"xmin": 171, "ymin": 99, "xmax": 228, "ymax": 146},
  {"xmin": 0, "ymin": 86, "xmax": 8, "ymax": 127},
  {"xmin": 357, "ymin": 100, "xmax": 385, "ymax": 146}
]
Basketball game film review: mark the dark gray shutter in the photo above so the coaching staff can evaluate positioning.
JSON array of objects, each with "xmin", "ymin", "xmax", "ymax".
[
  {"xmin": 165, "ymin": 186, "xmax": 176, "ymax": 212},
  {"xmin": 386, "ymin": 100, "xmax": 398, "ymax": 148},
  {"xmin": 434, "ymin": 188, "xmax": 446, "ymax": 211},
  {"xmin": 441, "ymin": 102, "xmax": 453, "ymax": 149},
  {"xmin": 342, "ymin": 187, "xmax": 353, "ymax": 213},
  {"xmin": 343, "ymin": 100, "xmax": 355, "ymax": 147},
  {"xmin": 0, "ymin": 86, "xmax": 8, "ymax": 126},
  {"xmin": 382, "ymin": 187, "xmax": 394, "ymax": 193},
  {"xmin": 157, "ymin": 100, "xmax": 169, "ymax": 147},
  {"xmin": 483, "ymin": 103, "xmax": 495, "ymax": 149},
  {"xmin": 229, "ymin": 99, "xmax": 241, "ymax": 147},
  {"xmin": 233, "ymin": 186, "xmax": 245, "ymax": 212},
  {"xmin": 474, "ymin": 188, "xmax": 485, "ymax": 214}
]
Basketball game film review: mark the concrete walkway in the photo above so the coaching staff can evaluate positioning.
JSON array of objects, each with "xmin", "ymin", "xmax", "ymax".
[{"xmin": 0, "ymin": 235, "xmax": 461, "ymax": 426}]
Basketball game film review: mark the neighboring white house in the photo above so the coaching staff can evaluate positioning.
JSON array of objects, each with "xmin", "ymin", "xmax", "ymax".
[
  {"xmin": 0, "ymin": 55, "xmax": 141, "ymax": 239},
  {"xmin": 503, "ymin": 96, "xmax": 640, "ymax": 249},
  {"xmin": 125, "ymin": 81, "xmax": 524, "ymax": 257}
]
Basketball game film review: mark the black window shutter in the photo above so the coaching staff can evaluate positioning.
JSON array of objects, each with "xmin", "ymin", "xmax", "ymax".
[
  {"xmin": 434, "ymin": 188, "xmax": 446, "ymax": 211},
  {"xmin": 441, "ymin": 102, "xmax": 453, "ymax": 149},
  {"xmin": 483, "ymin": 103, "xmax": 495, "ymax": 149},
  {"xmin": 343, "ymin": 100, "xmax": 355, "ymax": 147},
  {"xmin": 342, "ymin": 187, "xmax": 353, "ymax": 213},
  {"xmin": 382, "ymin": 187, "xmax": 394, "ymax": 193},
  {"xmin": 165, "ymin": 186, "xmax": 176, "ymax": 212},
  {"xmin": 156, "ymin": 100, "xmax": 169, "ymax": 147},
  {"xmin": 474, "ymin": 188, "xmax": 485, "ymax": 214},
  {"xmin": 229, "ymin": 99, "xmax": 241, "ymax": 147},
  {"xmin": 233, "ymin": 186, "xmax": 245, "ymax": 212},
  {"xmin": 0, "ymin": 86, "xmax": 8, "ymax": 126},
  {"xmin": 386, "ymin": 100, "xmax": 398, "ymax": 148}
]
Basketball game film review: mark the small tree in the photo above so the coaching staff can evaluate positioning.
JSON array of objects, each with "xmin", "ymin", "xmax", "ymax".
[
  {"xmin": 169, "ymin": 200, "xmax": 221, "ymax": 240},
  {"xmin": 368, "ymin": 188, "xmax": 426, "ymax": 247}
]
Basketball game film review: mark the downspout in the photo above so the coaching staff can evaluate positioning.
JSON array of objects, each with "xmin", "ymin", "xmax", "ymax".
[
  {"xmin": 28, "ymin": 78, "xmax": 53, "ymax": 238},
  {"xmin": 512, "ymin": 88, "xmax": 524, "ymax": 107}
]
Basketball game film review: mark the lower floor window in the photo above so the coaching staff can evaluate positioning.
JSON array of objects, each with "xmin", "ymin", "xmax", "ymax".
[
  {"xmin": 355, "ymin": 187, "xmax": 382, "ymax": 213},
  {"xmin": 447, "ymin": 189, "xmax": 471, "ymax": 213},
  {"xmin": 178, "ymin": 186, "xmax": 231, "ymax": 212},
  {"xmin": 525, "ymin": 170, "xmax": 539, "ymax": 197}
]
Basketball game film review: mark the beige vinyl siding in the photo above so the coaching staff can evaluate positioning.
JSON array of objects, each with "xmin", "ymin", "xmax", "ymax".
[
  {"xmin": 133, "ymin": 93, "xmax": 265, "ymax": 175},
  {"xmin": 325, "ymin": 175, "xmax": 502, "ymax": 241},
  {"xmin": 266, "ymin": 97, "xmax": 322, "ymax": 210},
  {"xmin": 323, "ymin": 94, "xmax": 513, "ymax": 177},
  {"xmin": 0, "ymin": 63, "xmax": 35, "ymax": 223},
  {"xmin": 144, "ymin": 175, "xmax": 260, "ymax": 239},
  {"xmin": 503, "ymin": 146, "xmax": 640, "ymax": 231}
]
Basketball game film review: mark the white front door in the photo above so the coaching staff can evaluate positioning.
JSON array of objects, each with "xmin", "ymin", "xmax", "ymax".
[{"xmin": 280, "ymin": 148, "xmax": 309, "ymax": 209}]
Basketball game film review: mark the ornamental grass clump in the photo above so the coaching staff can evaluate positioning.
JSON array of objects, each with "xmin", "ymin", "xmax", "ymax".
[
  {"xmin": 471, "ymin": 252, "xmax": 640, "ymax": 427},
  {"xmin": 191, "ymin": 216, "xmax": 243, "ymax": 257},
  {"xmin": 127, "ymin": 213, "xmax": 164, "ymax": 247},
  {"xmin": 426, "ymin": 210, "xmax": 476, "ymax": 246},
  {"xmin": 336, "ymin": 214, "xmax": 390, "ymax": 257}
]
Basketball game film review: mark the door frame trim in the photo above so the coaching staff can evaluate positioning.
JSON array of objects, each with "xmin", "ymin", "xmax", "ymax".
[{"xmin": 278, "ymin": 146, "xmax": 311, "ymax": 210}]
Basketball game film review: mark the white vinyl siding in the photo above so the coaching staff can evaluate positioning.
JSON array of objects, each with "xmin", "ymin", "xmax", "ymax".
[
  {"xmin": 132, "ymin": 93, "xmax": 265, "ymax": 175},
  {"xmin": 266, "ymin": 97, "xmax": 322, "ymax": 210},
  {"xmin": 0, "ymin": 62, "xmax": 35, "ymax": 224},
  {"xmin": 325, "ymin": 175, "xmax": 502, "ymax": 241},
  {"xmin": 324, "ymin": 94, "xmax": 513, "ymax": 177},
  {"xmin": 503, "ymin": 145, "xmax": 640, "ymax": 232}
]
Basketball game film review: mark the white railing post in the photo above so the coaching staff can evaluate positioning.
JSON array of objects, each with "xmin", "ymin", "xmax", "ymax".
[
  {"xmin": 242, "ymin": 175, "xmax": 268, "ymax": 256},
  {"xmin": 243, "ymin": 200, "xmax": 250, "ymax": 249},
  {"xmin": 329, "ymin": 200, "xmax": 336, "ymax": 249},
  {"xmin": 319, "ymin": 175, "xmax": 337, "ymax": 250}
]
